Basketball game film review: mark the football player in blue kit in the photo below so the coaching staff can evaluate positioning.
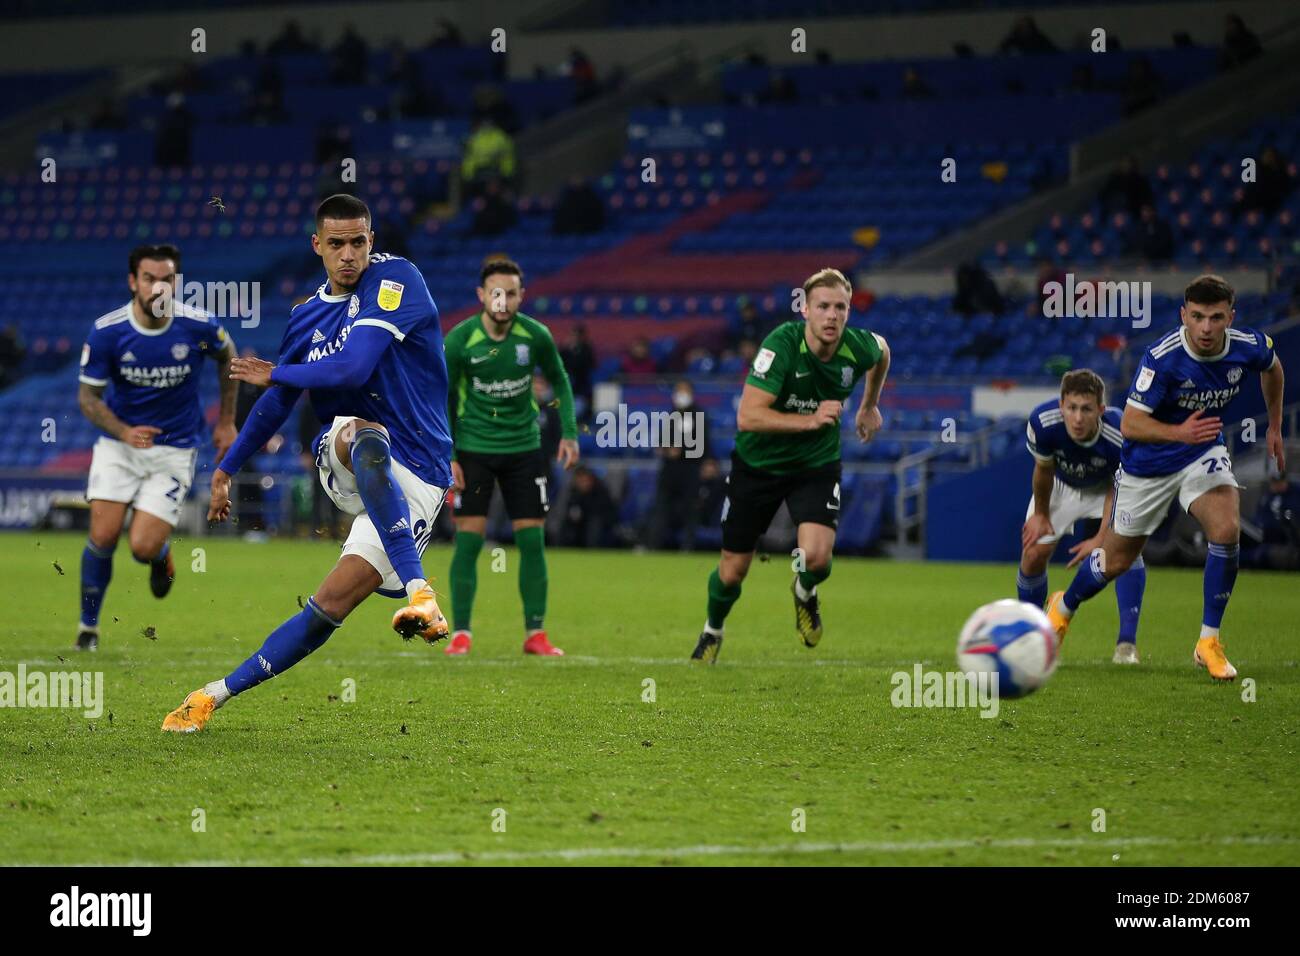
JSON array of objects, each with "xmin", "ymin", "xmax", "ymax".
[
  {"xmin": 76, "ymin": 244, "xmax": 238, "ymax": 650},
  {"xmin": 163, "ymin": 194, "xmax": 454, "ymax": 732},
  {"xmin": 1017, "ymin": 369, "xmax": 1147, "ymax": 663},
  {"xmin": 1047, "ymin": 275, "xmax": 1287, "ymax": 681}
]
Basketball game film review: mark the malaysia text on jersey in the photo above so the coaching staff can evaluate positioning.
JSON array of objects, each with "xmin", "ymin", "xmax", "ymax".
[
  {"xmin": 79, "ymin": 302, "xmax": 231, "ymax": 448},
  {"xmin": 1124, "ymin": 325, "xmax": 1275, "ymax": 477},
  {"xmin": 279, "ymin": 253, "xmax": 453, "ymax": 488}
]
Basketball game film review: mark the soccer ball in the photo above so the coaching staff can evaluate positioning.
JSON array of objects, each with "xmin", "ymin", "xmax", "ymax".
[{"xmin": 956, "ymin": 599, "xmax": 1059, "ymax": 698}]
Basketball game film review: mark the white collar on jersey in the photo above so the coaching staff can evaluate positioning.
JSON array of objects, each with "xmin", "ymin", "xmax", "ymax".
[
  {"xmin": 127, "ymin": 302, "xmax": 173, "ymax": 336},
  {"xmin": 1179, "ymin": 325, "xmax": 1230, "ymax": 362},
  {"xmin": 317, "ymin": 280, "xmax": 353, "ymax": 303}
]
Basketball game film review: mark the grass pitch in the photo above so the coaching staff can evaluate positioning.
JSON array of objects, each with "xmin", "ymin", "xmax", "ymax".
[{"xmin": 1, "ymin": 532, "xmax": 1297, "ymax": 866}]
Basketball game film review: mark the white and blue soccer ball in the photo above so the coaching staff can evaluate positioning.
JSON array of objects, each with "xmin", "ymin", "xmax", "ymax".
[{"xmin": 956, "ymin": 599, "xmax": 1059, "ymax": 698}]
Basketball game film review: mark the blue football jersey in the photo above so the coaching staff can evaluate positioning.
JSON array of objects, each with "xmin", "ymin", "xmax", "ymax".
[
  {"xmin": 1025, "ymin": 400, "xmax": 1124, "ymax": 489},
  {"xmin": 281, "ymin": 253, "xmax": 452, "ymax": 488},
  {"xmin": 1124, "ymin": 325, "xmax": 1276, "ymax": 477},
  {"xmin": 79, "ymin": 302, "xmax": 231, "ymax": 448}
]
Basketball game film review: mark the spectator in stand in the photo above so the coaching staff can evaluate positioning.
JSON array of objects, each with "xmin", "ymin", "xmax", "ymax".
[
  {"xmin": 1067, "ymin": 63, "xmax": 1096, "ymax": 93},
  {"xmin": 154, "ymin": 93, "xmax": 193, "ymax": 167},
  {"xmin": 568, "ymin": 48, "xmax": 599, "ymax": 104},
  {"xmin": 328, "ymin": 24, "xmax": 368, "ymax": 84},
  {"xmin": 1034, "ymin": 259, "xmax": 1067, "ymax": 316},
  {"xmin": 461, "ymin": 117, "xmax": 517, "ymax": 199},
  {"xmin": 267, "ymin": 20, "xmax": 317, "ymax": 55},
  {"xmin": 89, "ymin": 98, "xmax": 127, "ymax": 131},
  {"xmin": 736, "ymin": 338, "xmax": 759, "ymax": 372},
  {"xmin": 560, "ymin": 466, "xmax": 617, "ymax": 548},
  {"xmin": 953, "ymin": 262, "xmax": 1005, "ymax": 317},
  {"xmin": 999, "ymin": 15, "xmax": 1057, "ymax": 55},
  {"xmin": 1125, "ymin": 204, "xmax": 1175, "ymax": 262},
  {"xmin": 759, "ymin": 71, "xmax": 799, "ymax": 104},
  {"xmin": 646, "ymin": 381, "xmax": 709, "ymax": 551},
  {"xmin": 1243, "ymin": 462, "xmax": 1300, "ymax": 570},
  {"xmin": 560, "ymin": 325, "xmax": 595, "ymax": 421},
  {"xmin": 469, "ymin": 179, "xmax": 518, "ymax": 236},
  {"xmin": 1122, "ymin": 55, "xmax": 1163, "ymax": 117},
  {"xmin": 901, "ymin": 66, "xmax": 936, "ymax": 100},
  {"xmin": 552, "ymin": 176, "xmax": 606, "ymax": 235},
  {"xmin": 0, "ymin": 324, "xmax": 25, "ymax": 389},
  {"xmin": 694, "ymin": 458, "xmax": 727, "ymax": 534},
  {"xmin": 428, "ymin": 18, "xmax": 464, "ymax": 48},
  {"xmin": 620, "ymin": 337, "xmax": 657, "ymax": 377},
  {"xmin": 1098, "ymin": 156, "xmax": 1154, "ymax": 216},
  {"xmin": 1237, "ymin": 146, "xmax": 1295, "ymax": 217},
  {"xmin": 1219, "ymin": 13, "xmax": 1263, "ymax": 71}
]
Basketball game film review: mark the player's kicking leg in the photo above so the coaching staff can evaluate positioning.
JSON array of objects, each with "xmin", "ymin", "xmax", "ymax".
[
  {"xmin": 162, "ymin": 417, "xmax": 450, "ymax": 732},
  {"xmin": 129, "ymin": 510, "xmax": 177, "ymax": 599},
  {"xmin": 1187, "ymin": 485, "xmax": 1241, "ymax": 681},
  {"xmin": 162, "ymin": 555, "xmax": 380, "ymax": 732},
  {"xmin": 326, "ymin": 417, "xmax": 448, "ymax": 639}
]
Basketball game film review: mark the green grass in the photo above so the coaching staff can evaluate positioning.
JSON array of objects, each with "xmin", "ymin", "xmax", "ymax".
[{"xmin": 1, "ymin": 532, "xmax": 1297, "ymax": 866}]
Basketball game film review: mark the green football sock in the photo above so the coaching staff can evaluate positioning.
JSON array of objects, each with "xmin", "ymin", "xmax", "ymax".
[
  {"xmin": 450, "ymin": 531, "xmax": 483, "ymax": 632},
  {"xmin": 706, "ymin": 568, "xmax": 742, "ymax": 631},
  {"xmin": 516, "ymin": 525, "xmax": 547, "ymax": 632},
  {"xmin": 798, "ymin": 561, "xmax": 831, "ymax": 593}
]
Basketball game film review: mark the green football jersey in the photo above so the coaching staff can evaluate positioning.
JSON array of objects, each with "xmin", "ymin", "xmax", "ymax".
[
  {"xmin": 444, "ymin": 311, "xmax": 577, "ymax": 456},
  {"xmin": 735, "ymin": 320, "xmax": 883, "ymax": 474}
]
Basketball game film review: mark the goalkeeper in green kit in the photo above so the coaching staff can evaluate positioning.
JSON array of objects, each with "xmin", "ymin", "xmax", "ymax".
[
  {"xmin": 443, "ymin": 258, "xmax": 579, "ymax": 656},
  {"xmin": 692, "ymin": 268, "xmax": 890, "ymax": 663}
]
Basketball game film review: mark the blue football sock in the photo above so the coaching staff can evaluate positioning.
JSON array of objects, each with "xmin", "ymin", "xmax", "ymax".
[
  {"xmin": 1016, "ymin": 569, "xmax": 1049, "ymax": 608},
  {"xmin": 80, "ymin": 540, "xmax": 115, "ymax": 628},
  {"xmin": 351, "ymin": 427, "xmax": 425, "ymax": 588},
  {"xmin": 1063, "ymin": 548, "xmax": 1109, "ymax": 612},
  {"xmin": 1114, "ymin": 555, "xmax": 1146, "ymax": 644},
  {"xmin": 1203, "ymin": 542, "xmax": 1239, "ymax": 630},
  {"xmin": 224, "ymin": 599, "xmax": 340, "ymax": 696}
]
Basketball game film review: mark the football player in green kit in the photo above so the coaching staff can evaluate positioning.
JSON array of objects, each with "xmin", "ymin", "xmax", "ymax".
[{"xmin": 692, "ymin": 268, "xmax": 890, "ymax": 663}]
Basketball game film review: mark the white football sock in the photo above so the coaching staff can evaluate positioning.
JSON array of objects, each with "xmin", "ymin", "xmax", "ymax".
[
  {"xmin": 203, "ymin": 679, "xmax": 231, "ymax": 708},
  {"xmin": 702, "ymin": 622, "xmax": 724, "ymax": 637},
  {"xmin": 1200, "ymin": 625, "xmax": 1220, "ymax": 639},
  {"xmin": 794, "ymin": 579, "xmax": 814, "ymax": 602},
  {"xmin": 405, "ymin": 577, "xmax": 428, "ymax": 599}
]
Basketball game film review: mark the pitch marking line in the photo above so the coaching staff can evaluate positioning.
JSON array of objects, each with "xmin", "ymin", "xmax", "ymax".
[{"xmin": 36, "ymin": 834, "xmax": 1297, "ymax": 867}]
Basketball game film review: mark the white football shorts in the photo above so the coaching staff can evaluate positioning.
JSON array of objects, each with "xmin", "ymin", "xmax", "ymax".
[
  {"xmin": 1111, "ymin": 444, "xmax": 1238, "ymax": 538},
  {"xmin": 316, "ymin": 415, "xmax": 447, "ymax": 597},
  {"xmin": 86, "ymin": 436, "xmax": 197, "ymax": 527},
  {"xmin": 1024, "ymin": 477, "xmax": 1109, "ymax": 545}
]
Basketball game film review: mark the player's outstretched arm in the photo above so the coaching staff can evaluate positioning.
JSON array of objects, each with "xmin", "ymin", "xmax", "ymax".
[
  {"xmin": 228, "ymin": 326, "xmax": 394, "ymax": 392},
  {"xmin": 1121, "ymin": 404, "xmax": 1221, "ymax": 445},
  {"xmin": 1262, "ymin": 355, "xmax": 1286, "ymax": 472},
  {"xmin": 738, "ymin": 383, "xmax": 840, "ymax": 433}
]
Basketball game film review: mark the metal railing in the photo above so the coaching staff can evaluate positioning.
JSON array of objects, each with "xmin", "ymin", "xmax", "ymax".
[{"xmin": 892, "ymin": 415, "xmax": 1023, "ymax": 549}]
